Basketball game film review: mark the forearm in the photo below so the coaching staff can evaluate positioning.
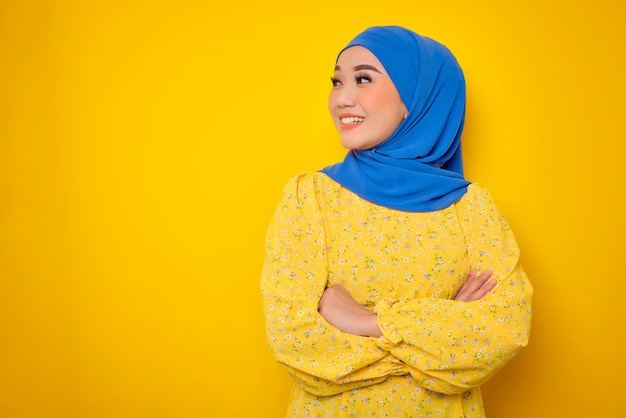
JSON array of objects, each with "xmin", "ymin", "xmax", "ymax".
[
  {"xmin": 317, "ymin": 284, "xmax": 382, "ymax": 338},
  {"xmin": 274, "ymin": 343, "xmax": 408, "ymax": 396},
  {"xmin": 372, "ymin": 265, "xmax": 532, "ymax": 394},
  {"xmin": 264, "ymin": 296, "xmax": 406, "ymax": 395},
  {"xmin": 263, "ymin": 249, "xmax": 401, "ymax": 393}
]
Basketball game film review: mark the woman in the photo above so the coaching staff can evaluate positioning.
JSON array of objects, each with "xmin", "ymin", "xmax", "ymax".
[{"xmin": 261, "ymin": 26, "xmax": 532, "ymax": 417}]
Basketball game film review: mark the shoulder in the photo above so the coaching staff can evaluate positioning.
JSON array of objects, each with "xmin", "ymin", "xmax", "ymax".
[
  {"xmin": 276, "ymin": 172, "xmax": 339, "ymax": 212},
  {"xmin": 455, "ymin": 183, "xmax": 500, "ymax": 213},
  {"xmin": 454, "ymin": 183, "xmax": 517, "ymax": 241},
  {"xmin": 283, "ymin": 171, "xmax": 337, "ymax": 187},
  {"xmin": 453, "ymin": 185, "xmax": 522, "ymax": 272},
  {"xmin": 280, "ymin": 172, "xmax": 339, "ymax": 200},
  {"xmin": 453, "ymin": 183, "xmax": 510, "ymax": 231}
]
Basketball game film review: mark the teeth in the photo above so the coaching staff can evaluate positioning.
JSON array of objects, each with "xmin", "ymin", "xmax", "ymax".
[{"xmin": 340, "ymin": 116, "xmax": 364, "ymax": 124}]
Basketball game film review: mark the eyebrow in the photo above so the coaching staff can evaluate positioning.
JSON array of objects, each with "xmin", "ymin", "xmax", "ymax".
[{"xmin": 334, "ymin": 64, "xmax": 383, "ymax": 73}]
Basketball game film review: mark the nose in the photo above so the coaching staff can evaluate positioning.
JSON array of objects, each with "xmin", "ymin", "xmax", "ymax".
[{"xmin": 334, "ymin": 84, "xmax": 357, "ymax": 108}]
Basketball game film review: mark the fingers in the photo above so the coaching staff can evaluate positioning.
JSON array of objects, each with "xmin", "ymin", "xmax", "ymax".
[
  {"xmin": 474, "ymin": 269, "xmax": 496, "ymax": 299},
  {"xmin": 477, "ymin": 269, "xmax": 493, "ymax": 287},
  {"xmin": 454, "ymin": 269, "xmax": 497, "ymax": 302},
  {"xmin": 468, "ymin": 269, "xmax": 493, "ymax": 291}
]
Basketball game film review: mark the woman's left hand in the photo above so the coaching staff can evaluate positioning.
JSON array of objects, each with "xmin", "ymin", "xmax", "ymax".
[
  {"xmin": 318, "ymin": 285, "xmax": 382, "ymax": 338},
  {"xmin": 454, "ymin": 269, "xmax": 496, "ymax": 302}
]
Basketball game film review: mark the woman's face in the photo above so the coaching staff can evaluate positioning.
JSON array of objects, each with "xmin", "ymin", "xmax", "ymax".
[{"xmin": 328, "ymin": 46, "xmax": 408, "ymax": 150}]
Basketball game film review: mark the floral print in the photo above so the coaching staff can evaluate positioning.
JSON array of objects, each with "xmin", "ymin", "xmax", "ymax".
[{"xmin": 261, "ymin": 172, "xmax": 532, "ymax": 417}]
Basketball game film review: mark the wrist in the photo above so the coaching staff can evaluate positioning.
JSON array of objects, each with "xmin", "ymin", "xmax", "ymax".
[{"xmin": 365, "ymin": 311, "xmax": 382, "ymax": 338}]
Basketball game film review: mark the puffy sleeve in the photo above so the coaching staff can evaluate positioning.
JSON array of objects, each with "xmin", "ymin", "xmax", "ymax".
[
  {"xmin": 373, "ymin": 184, "xmax": 533, "ymax": 394},
  {"xmin": 261, "ymin": 173, "xmax": 408, "ymax": 396}
]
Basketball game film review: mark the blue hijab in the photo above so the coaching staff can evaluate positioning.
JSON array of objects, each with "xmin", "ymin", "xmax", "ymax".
[{"xmin": 321, "ymin": 26, "xmax": 471, "ymax": 212}]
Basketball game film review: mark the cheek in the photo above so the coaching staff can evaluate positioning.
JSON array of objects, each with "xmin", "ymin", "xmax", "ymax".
[
  {"xmin": 382, "ymin": 89, "xmax": 402, "ymax": 109},
  {"xmin": 360, "ymin": 87, "xmax": 394, "ymax": 114},
  {"xmin": 357, "ymin": 88, "xmax": 378, "ymax": 111},
  {"xmin": 373, "ymin": 88, "xmax": 405, "ymax": 121}
]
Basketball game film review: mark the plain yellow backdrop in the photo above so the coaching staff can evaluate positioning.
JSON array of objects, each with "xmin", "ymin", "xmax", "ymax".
[{"xmin": 1, "ymin": 0, "xmax": 624, "ymax": 417}]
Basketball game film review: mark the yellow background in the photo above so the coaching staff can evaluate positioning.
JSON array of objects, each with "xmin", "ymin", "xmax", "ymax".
[{"xmin": 1, "ymin": 1, "xmax": 624, "ymax": 417}]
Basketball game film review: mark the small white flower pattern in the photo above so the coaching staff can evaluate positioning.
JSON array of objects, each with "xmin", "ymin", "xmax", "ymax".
[{"xmin": 261, "ymin": 172, "xmax": 532, "ymax": 417}]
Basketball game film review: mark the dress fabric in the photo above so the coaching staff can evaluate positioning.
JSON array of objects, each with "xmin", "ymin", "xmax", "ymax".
[{"xmin": 261, "ymin": 172, "xmax": 533, "ymax": 417}]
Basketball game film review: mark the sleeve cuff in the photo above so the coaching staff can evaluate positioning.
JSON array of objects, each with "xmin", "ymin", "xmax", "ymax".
[{"xmin": 374, "ymin": 299, "xmax": 403, "ymax": 346}]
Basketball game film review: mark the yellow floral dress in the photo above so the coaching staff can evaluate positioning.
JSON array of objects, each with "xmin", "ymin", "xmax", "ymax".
[{"xmin": 261, "ymin": 172, "xmax": 532, "ymax": 417}]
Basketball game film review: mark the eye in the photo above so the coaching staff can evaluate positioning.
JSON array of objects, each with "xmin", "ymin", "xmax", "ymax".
[
  {"xmin": 330, "ymin": 77, "xmax": 342, "ymax": 87},
  {"xmin": 355, "ymin": 73, "xmax": 372, "ymax": 84}
]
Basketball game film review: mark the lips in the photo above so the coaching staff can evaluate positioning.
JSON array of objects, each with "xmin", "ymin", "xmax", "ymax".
[{"xmin": 340, "ymin": 116, "xmax": 365, "ymax": 124}]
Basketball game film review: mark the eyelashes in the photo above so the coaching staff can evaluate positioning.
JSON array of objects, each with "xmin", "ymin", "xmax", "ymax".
[
  {"xmin": 355, "ymin": 73, "xmax": 372, "ymax": 84},
  {"xmin": 330, "ymin": 73, "xmax": 372, "ymax": 86}
]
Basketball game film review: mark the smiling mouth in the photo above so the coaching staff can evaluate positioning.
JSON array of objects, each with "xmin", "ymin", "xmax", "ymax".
[{"xmin": 340, "ymin": 116, "xmax": 365, "ymax": 125}]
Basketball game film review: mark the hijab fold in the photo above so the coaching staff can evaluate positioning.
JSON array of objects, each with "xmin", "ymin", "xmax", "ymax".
[{"xmin": 321, "ymin": 26, "xmax": 470, "ymax": 212}]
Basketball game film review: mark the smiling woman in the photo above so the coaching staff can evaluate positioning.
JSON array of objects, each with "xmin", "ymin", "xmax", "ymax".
[
  {"xmin": 329, "ymin": 46, "xmax": 408, "ymax": 150},
  {"xmin": 261, "ymin": 25, "xmax": 532, "ymax": 418},
  {"xmin": 1, "ymin": 1, "xmax": 625, "ymax": 417}
]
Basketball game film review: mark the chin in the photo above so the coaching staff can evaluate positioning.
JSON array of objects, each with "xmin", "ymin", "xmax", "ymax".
[
  {"xmin": 340, "ymin": 137, "xmax": 367, "ymax": 150},
  {"xmin": 341, "ymin": 142, "xmax": 374, "ymax": 151},
  {"xmin": 341, "ymin": 142, "xmax": 364, "ymax": 150}
]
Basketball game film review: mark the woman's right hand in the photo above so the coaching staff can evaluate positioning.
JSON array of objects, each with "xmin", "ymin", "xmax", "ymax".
[{"xmin": 454, "ymin": 269, "xmax": 496, "ymax": 302}]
